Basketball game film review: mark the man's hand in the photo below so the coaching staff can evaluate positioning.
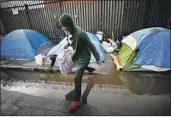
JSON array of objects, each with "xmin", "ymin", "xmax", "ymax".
[{"xmin": 96, "ymin": 60, "xmax": 101, "ymax": 65}]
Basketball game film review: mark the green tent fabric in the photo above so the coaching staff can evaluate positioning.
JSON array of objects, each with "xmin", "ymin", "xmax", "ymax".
[
  {"xmin": 118, "ymin": 44, "xmax": 140, "ymax": 70},
  {"xmin": 116, "ymin": 27, "xmax": 170, "ymax": 72}
]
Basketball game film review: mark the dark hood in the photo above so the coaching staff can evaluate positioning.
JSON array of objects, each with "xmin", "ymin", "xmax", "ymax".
[{"xmin": 59, "ymin": 13, "xmax": 76, "ymax": 35}]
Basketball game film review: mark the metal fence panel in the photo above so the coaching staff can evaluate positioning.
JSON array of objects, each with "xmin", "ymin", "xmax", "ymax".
[{"xmin": 0, "ymin": 0, "xmax": 170, "ymax": 42}]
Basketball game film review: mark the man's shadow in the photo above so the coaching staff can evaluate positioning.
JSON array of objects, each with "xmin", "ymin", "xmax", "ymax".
[{"xmin": 65, "ymin": 76, "xmax": 95, "ymax": 105}]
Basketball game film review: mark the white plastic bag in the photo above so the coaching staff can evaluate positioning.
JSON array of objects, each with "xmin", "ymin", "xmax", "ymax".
[
  {"xmin": 102, "ymin": 41, "xmax": 114, "ymax": 53},
  {"xmin": 35, "ymin": 54, "xmax": 43, "ymax": 65},
  {"xmin": 57, "ymin": 48, "xmax": 74, "ymax": 75},
  {"xmin": 102, "ymin": 41, "xmax": 112, "ymax": 47},
  {"xmin": 106, "ymin": 47, "xmax": 114, "ymax": 53}
]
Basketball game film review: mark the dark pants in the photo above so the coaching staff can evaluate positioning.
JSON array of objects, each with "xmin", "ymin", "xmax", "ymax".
[
  {"xmin": 50, "ymin": 54, "xmax": 57, "ymax": 67},
  {"xmin": 73, "ymin": 66, "xmax": 87, "ymax": 101}
]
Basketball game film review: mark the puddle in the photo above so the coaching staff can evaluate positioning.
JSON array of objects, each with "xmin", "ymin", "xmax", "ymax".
[
  {"xmin": 1, "ymin": 65, "xmax": 123, "ymax": 85},
  {"xmin": 1, "ymin": 65, "xmax": 171, "ymax": 96},
  {"xmin": 118, "ymin": 71, "xmax": 171, "ymax": 95}
]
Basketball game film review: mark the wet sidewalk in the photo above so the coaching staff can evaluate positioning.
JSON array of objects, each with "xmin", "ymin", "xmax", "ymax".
[
  {"xmin": 1, "ymin": 89, "xmax": 114, "ymax": 116},
  {"xmin": 1, "ymin": 79, "xmax": 170, "ymax": 116}
]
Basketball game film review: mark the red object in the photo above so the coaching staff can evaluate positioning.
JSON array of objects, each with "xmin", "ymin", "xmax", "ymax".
[
  {"xmin": 68, "ymin": 101, "xmax": 81, "ymax": 111},
  {"xmin": 86, "ymin": 67, "xmax": 96, "ymax": 75}
]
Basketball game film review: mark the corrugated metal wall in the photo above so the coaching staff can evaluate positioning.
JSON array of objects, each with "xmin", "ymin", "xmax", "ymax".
[{"xmin": 0, "ymin": 0, "xmax": 170, "ymax": 42}]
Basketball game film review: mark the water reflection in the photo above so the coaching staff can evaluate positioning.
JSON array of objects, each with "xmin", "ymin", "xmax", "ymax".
[
  {"xmin": 1, "ymin": 67, "xmax": 170, "ymax": 96},
  {"xmin": 118, "ymin": 71, "xmax": 171, "ymax": 95},
  {"xmin": 65, "ymin": 76, "xmax": 95, "ymax": 104}
]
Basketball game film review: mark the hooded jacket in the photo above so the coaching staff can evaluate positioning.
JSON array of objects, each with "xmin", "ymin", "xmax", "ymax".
[{"xmin": 60, "ymin": 13, "xmax": 100, "ymax": 68}]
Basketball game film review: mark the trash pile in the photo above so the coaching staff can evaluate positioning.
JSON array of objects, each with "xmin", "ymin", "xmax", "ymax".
[
  {"xmin": 101, "ymin": 38, "xmax": 118, "ymax": 53},
  {"xmin": 95, "ymin": 31, "xmax": 119, "ymax": 54},
  {"xmin": 95, "ymin": 31, "xmax": 122, "ymax": 70}
]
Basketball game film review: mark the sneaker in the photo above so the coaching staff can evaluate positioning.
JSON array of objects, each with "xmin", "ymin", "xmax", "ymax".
[{"xmin": 68, "ymin": 101, "xmax": 81, "ymax": 111}]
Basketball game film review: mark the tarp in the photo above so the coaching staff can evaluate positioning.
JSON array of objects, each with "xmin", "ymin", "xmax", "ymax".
[{"xmin": 1, "ymin": 29, "xmax": 50, "ymax": 60}]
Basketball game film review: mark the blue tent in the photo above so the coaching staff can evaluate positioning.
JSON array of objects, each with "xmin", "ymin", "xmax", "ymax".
[
  {"xmin": 120, "ymin": 27, "xmax": 170, "ymax": 72},
  {"xmin": 86, "ymin": 32, "xmax": 106, "ymax": 63},
  {"xmin": 132, "ymin": 29, "xmax": 170, "ymax": 68},
  {"xmin": 1, "ymin": 29, "xmax": 50, "ymax": 60}
]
